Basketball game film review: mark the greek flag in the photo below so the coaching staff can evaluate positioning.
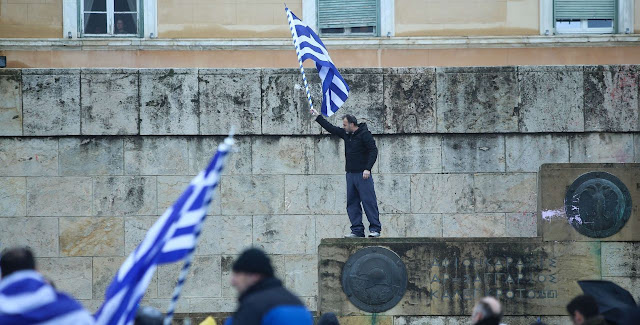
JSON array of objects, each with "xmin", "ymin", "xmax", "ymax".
[
  {"xmin": 0, "ymin": 270, "xmax": 94, "ymax": 324},
  {"xmin": 286, "ymin": 7, "xmax": 349, "ymax": 117},
  {"xmin": 94, "ymin": 137, "xmax": 234, "ymax": 325}
]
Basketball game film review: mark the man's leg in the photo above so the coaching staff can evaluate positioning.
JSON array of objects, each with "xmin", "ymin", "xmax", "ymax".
[
  {"xmin": 346, "ymin": 172, "xmax": 365, "ymax": 237},
  {"xmin": 356, "ymin": 174, "xmax": 381, "ymax": 234}
]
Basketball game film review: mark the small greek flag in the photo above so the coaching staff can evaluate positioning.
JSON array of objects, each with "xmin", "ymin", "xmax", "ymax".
[
  {"xmin": 286, "ymin": 7, "xmax": 350, "ymax": 117},
  {"xmin": 94, "ymin": 137, "xmax": 233, "ymax": 325},
  {"xmin": 0, "ymin": 270, "xmax": 94, "ymax": 324}
]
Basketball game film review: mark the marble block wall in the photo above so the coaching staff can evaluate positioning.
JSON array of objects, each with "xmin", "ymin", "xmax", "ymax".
[{"xmin": 0, "ymin": 66, "xmax": 638, "ymax": 315}]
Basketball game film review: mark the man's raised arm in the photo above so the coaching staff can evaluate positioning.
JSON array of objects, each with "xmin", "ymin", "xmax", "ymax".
[{"xmin": 312, "ymin": 109, "xmax": 346, "ymax": 138}]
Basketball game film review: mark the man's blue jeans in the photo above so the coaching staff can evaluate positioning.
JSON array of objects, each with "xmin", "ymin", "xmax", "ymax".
[{"xmin": 346, "ymin": 172, "xmax": 381, "ymax": 237}]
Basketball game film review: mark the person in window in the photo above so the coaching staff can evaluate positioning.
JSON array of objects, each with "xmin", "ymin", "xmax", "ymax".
[{"xmin": 115, "ymin": 19, "xmax": 127, "ymax": 34}]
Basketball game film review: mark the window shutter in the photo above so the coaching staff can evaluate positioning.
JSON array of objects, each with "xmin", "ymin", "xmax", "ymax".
[
  {"xmin": 554, "ymin": 0, "xmax": 616, "ymax": 20},
  {"xmin": 318, "ymin": 0, "xmax": 378, "ymax": 29}
]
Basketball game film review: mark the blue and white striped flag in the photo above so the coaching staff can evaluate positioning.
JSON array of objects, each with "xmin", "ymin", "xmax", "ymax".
[
  {"xmin": 0, "ymin": 270, "xmax": 94, "ymax": 324},
  {"xmin": 94, "ymin": 136, "xmax": 234, "ymax": 325},
  {"xmin": 286, "ymin": 7, "xmax": 350, "ymax": 117}
]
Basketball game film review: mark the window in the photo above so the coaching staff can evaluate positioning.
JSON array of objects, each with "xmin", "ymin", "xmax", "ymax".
[
  {"xmin": 554, "ymin": 0, "xmax": 616, "ymax": 34},
  {"xmin": 317, "ymin": 0, "xmax": 379, "ymax": 36},
  {"xmin": 81, "ymin": 0, "xmax": 141, "ymax": 36}
]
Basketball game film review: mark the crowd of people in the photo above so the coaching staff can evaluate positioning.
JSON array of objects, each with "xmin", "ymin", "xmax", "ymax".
[{"xmin": 1, "ymin": 246, "xmax": 638, "ymax": 324}]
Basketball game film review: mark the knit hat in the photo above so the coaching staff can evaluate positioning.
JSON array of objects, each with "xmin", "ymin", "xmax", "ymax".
[{"xmin": 232, "ymin": 248, "xmax": 274, "ymax": 277}]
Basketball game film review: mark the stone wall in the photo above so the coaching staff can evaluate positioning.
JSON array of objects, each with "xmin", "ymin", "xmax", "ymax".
[{"xmin": 0, "ymin": 66, "xmax": 639, "ymax": 317}]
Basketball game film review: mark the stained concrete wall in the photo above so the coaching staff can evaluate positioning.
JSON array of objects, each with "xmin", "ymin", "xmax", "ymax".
[{"xmin": 0, "ymin": 66, "xmax": 639, "ymax": 317}]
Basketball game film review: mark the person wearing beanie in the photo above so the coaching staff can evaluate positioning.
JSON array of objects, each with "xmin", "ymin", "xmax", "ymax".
[{"xmin": 224, "ymin": 248, "xmax": 312, "ymax": 325}]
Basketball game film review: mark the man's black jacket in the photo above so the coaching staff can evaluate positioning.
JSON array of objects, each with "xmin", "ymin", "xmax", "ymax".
[
  {"xmin": 225, "ymin": 277, "xmax": 311, "ymax": 325},
  {"xmin": 315, "ymin": 115, "xmax": 378, "ymax": 173}
]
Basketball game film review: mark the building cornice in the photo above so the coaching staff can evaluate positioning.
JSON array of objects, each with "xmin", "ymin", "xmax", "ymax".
[{"xmin": 1, "ymin": 35, "xmax": 639, "ymax": 51}]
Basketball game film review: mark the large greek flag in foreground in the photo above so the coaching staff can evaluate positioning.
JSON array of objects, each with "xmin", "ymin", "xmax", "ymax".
[
  {"xmin": 286, "ymin": 7, "xmax": 349, "ymax": 117},
  {"xmin": 94, "ymin": 137, "xmax": 233, "ymax": 325},
  {"xmin": 0, "ymin": 270, "xmax": 94, "ymax": 324}
]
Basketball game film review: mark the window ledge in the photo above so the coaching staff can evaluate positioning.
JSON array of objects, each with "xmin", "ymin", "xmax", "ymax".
[{"xmin": 1, "ymin": 35, "xmax": 639, "ymax": 50}]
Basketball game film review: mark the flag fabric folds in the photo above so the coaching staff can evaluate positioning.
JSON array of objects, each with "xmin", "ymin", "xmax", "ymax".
[
  {"xmin": 286, "ymin": 7, "xmax": 350, "ymax": 117},
  {"xmin": 0, "ymin": 270, "xmax": 95, "ymax": 325},
  {"xmin": 94, "ymin": 137, "xmax": 234, "ymax": 325}
]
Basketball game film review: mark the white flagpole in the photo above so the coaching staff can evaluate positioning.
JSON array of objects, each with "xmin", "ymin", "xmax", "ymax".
[{"xmin": 285, "ymin": 5, "xmax": 317, "ymax": 115}]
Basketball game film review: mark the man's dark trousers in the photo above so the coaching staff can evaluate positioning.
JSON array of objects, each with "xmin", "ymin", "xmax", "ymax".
[{"xmin": 346, "ymin": 172, "xmax": 381, "ymax": 237}]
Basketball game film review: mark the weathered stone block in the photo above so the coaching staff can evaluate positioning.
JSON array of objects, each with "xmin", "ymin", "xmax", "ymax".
[
  {"xmin": 601, "ymin": 242, "xmax": 639, "ymax": 277},
  {"xmin": 284, "ymin": 255, "xmax": 318, "ymax": 297},
  {"xmin": 284, "ymin": 175, "xmax": 345, "ymax": 215},
  {"xmin": 22, "ymin": 71, "xmax": 81, "ymax": 135},
  {"xmin": 253, "ymin": 215, "xmax": 315, "ymax": 254},
  {"xmin": 140, "ymin": 69, "xmax": 198, "ymax": 135},
  {"xmin": 0, "ymin": 217, "xmax": 58, "ymax": 257},
  {"xmin": 518, "ymin": 66, "xmax": 584, "ymax": 132},
  {"xmin": 252, "ymin": 136, "xmax": 314, "ymax": 174},
  {"xmin": 220, "ymin": 175, "xmax": 284, "ymax": 215},
  {"xmin": 0, "ymin": 177, "xmax": 26, "ymax": 216},
  {"xmin": 375, "ymin": 175, "xmax": 411, "ymax": 214},
  {"xmin": 124, "ymin": 137, "xmax": 190, "ymax": 175},
  {"xmin": 505, "ymin": 134, "xmax": 569, "ymax": 172},
  {"xmin": 0, "ymin": 137, "xmax": 58, "ymax": 176},
  {"xmin": 378, "ymin": 214, "xmax": 407, "ymax": 237},
  {"xmin": 38, "ymin": 257, "xmax": 92, "ymax": 299},
  {"xmin": 569, "ymin": 133, "xmax": 635, "ymax": 163},
  {"xmin": 199, "ymin": 70, "xmax": 261, "ymax": 135},
  {"xmin": 410, "ymin": 174, "xmax": 474, "ymax": 213},
  {"xmin": 337, "ymin": 316, "xmax": 393, "ymax": 325},
  {"xmin": 189, "ymin": 136, "xmax": 252, "ymax": 175},
  {"xmin": 442, "ymin": 213, "xmax": 506, "ymax": 237},
  {"xmin": 124, "ymin": 216, "xmax": 158, "ymax": 253},
  {"xmin": 196, "ymin": 215, "xmax": 252, "ymax": 255},
  {"xmin": 442, "ymin": 135, "xmax": 505, "ymax": 172},
  {"xmin": 378, "ymin": 135, "xmax": 441, "ymax": 173},
  {"xmin": 0, "ymin": 71, "xmax": 22, "ymax": 136},
  {"xmin": 584, "ymin": 65, "xmax": 639, "ymax": 132},
  {"xmin": 59, "ymin": 137, "xmax": 124, "ymax": 176},
  {"xmin": 636, "ymin": 134, "xmax": 640, "ymax": 163},
  {"xmin": 27, "ymin": 177, "xmax": 92, "ymax": 216},
  {"xmin": 383, "ymin": 67, "xmax": 436, "ymax": 134},
  {"xmin": 157, "ymin": 175, "xmax": 221, "ymax": 215},
  {"xmin": 59, "ymin": 217, "xmax": 124, "ymax": 256},
  {"xmin": 404, "ymin": 214, "xmax": 443, "ymax": 237},
  {"xmin": 395, "ymin": 316, "xmax": 467, "ymax": 325},
  {"xmin": 506, "ymin": 212, "xmax": 537, "ymax": 237},
  {"xmin": 93, "ymin": 256, "xmax": 157, "ymax": 300},
  {"xmin": 473, "ymin": 173, "xmax": 537, "ymax": 213},
  {"xmin": 436, "ymin": 67, "xmax": 519, "ymax": 133},
  {"xmin": 158, "ymin": 256, "xmax": 221, "ymax": 298},
  {"xmin": 319, "ymin": 238, "xmax": 601, "ymax": 316},
  {"xmin": 539, "ymin": 164, "xmax": 640, "ymax": 241},
  {"xmin": 316, "ymin": 215, "xmax": 355, "ymax": 245},
  {"xmin": 93, "ymin": 176, "xmax": 157, "ymax": 216},
  {"xmin": 188, "ymin": 298, "xmax": 237, "ymax": 313},
  {"xmin": 81, "ymin": 70, "xmax": 139, "ymax": 135},
  {"xmin": 141, "ymin": 298, "xmax": 189, "ymax": 314},
  {"xmin": 261, "ymin": 69, "xmax": 322, "ymax": 135}
]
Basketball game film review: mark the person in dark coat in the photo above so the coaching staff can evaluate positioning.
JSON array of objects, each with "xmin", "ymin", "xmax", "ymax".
[
  {"xmin": 224, "ymin": 248, "xmax": 312, "ymax": 325},
  {"xmin": 471, "ymin": 297, "xmax": 503, "ymax": 325},
  {"xmin": 318, "ymin": 312, "xmax": 340, "ymax": 325},
  {"xmin": 312, "ymin": 110, "xmax": 381, "ymax": 238},
  {"xmin": 567, "ymin": 295, "xmax": 608, "ymax": 325}
]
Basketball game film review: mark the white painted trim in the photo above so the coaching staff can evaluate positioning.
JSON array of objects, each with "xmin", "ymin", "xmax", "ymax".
[
  {"xmin": 540, "ymin": 0, "xmax": 553, "ymax": 35},
  {"xmin": 302, "ymin": 0, "xmax": 317, "ymax": 32},
  {"xmin": 143, "ymin": 0, "xmax": 158, "ymax": 38},
  {"xmin": 62, "ymin": 0, "xmax": 78, "ymax": 39},
  {"xmin": 618, "ymin": 0, "xmax": 634, "ymax": 34},
  {"xmin": 379, "ymin": 0, "xmax": 394, "ymax": 37}
]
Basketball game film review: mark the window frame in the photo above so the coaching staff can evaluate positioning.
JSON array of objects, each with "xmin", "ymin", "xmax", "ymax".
[
  {"xmin": 79, "ymin": 0, "xmax": 144, "ymax": 37},
  {"xmin": 541, "ymin": 0, "xmax": 634, "ymax": 35},
  {"xmin": 555, "ymin": 19, "xmax": 615, "ymax": 34},
  {"xmin": 316, "ymin": 0, "xmax": 380, "ymax": 37}
]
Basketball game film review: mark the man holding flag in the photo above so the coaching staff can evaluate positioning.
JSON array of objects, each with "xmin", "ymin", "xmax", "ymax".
[{"xmin": 285, "ymin": 7, "xmax": 382, "ymax": 238}]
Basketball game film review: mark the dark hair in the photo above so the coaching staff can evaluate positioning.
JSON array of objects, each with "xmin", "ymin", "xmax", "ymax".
[
  {"xmin": 567, "ymin": 295, "xmax": 599, "ymax": 319},
  {"xmin": 0, "ymin": 247, "xmax": 36, "ymax": 277},
  {"xmin": 342, "ymin": 114, "xmax": 357, "ymax": 126},
  {"xmin": 232, "ymin": 247, "xmax": 274, "ymax": 277}
]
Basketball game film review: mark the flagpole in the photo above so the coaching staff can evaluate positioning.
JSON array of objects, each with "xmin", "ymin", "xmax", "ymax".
[
  {"xmin": 285, "ymin": 5, "xmax": 317, "ymax": 115},
  {"xmin": 163, "ymin": 133, "xmax": 235, "ymax": 325}
]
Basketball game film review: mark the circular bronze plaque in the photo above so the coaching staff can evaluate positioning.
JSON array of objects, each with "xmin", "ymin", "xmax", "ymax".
[
  {"xmin": 565, "ymin": 172, "xmax": 632, "ymax": 238},
  {"xmin": 341, "ymin": 246, "xmax": 407, "ymax": 313}
]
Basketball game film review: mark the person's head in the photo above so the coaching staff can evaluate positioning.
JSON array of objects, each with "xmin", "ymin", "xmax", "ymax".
[
  {"xmin": 567, "ymin": 295, "xmax": 599, "ymax": 325},
  {"xmin": 134, "ymin": 306, "xmax": 163, "ymax": 325},
  {"xmin": 230, "ymin": 248, "xmax": 274, "ymax": 295},
  {"xmin": 318, "ymin": 312, "xmax": 340, "ymax": 325},
  {"xmin": 471, "ymin": 297, "xmax": 503, "ymax": 325},
  {"xmin": 0, "ymin": 247, "xmax": 36, "ymax": 279},
  {"xmin": 116, "ymin": 19, "xmax": 125, "ymax": 31},
  {"xmin": 342, "ymin": 114, "xmax": 358, "ymax": 133}
]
